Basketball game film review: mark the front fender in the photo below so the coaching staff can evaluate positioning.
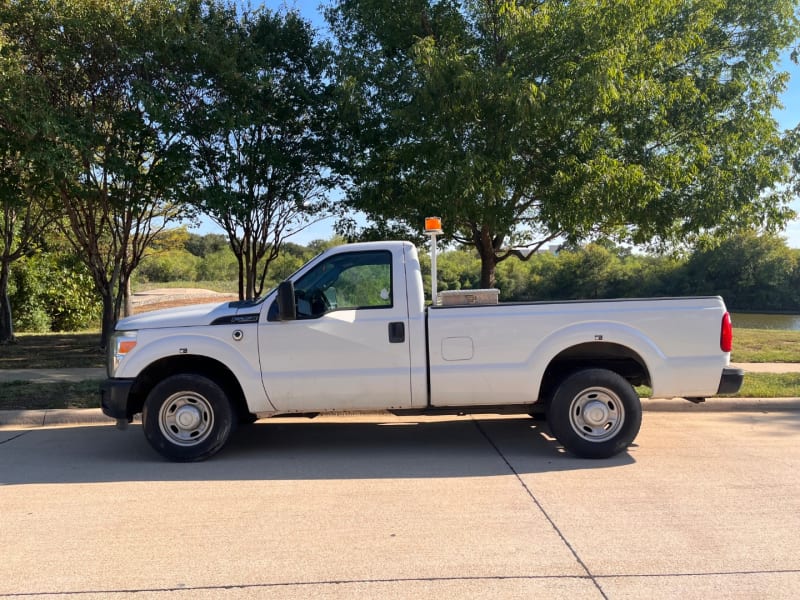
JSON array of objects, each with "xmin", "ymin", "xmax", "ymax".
[{"xmin": 115, "ymin": 326, "xmax": 274, "ymax": 413}]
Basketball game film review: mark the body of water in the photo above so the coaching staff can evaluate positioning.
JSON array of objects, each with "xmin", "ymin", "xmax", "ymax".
[{"xmin": 731, "ymin": 313, "xmax": 800, "ymax": 331}]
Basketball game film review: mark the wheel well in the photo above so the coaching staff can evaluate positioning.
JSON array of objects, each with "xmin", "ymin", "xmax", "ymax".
[
  {"xmin": 540, "ymin": 342, "xmax": 650, "ymax": 403},
  {"xmin": 127, "ymin": 355, "xmax": 250, "ymax": 420}
]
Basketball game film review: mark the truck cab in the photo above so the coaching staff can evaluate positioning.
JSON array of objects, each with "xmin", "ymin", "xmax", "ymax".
[{"xmin": 259, "ymin": 242, "xmax": 426, "ymax": 412}]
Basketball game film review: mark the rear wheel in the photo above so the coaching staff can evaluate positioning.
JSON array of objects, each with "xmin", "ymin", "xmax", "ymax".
[
  {"xmin": 142, "ymin": 374, "xmax": 233, "ymax": 462},
  {"xmin": 547, "ymin": 368, "xmax": 642, "ymax": 458}
]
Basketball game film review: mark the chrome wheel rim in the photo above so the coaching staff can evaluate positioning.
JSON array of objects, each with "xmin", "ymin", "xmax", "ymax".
[
  {"xmin": 569, "ymin": 386, "xmax": 625, "ymax": 442},
  {"xmin": 158, "ymin": 392, "xmax": 214, "ymax": 447}
]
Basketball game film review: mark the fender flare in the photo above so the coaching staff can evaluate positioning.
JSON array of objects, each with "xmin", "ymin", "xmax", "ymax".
[{"xmin": 527, "ymin": 321, "xmax": 666, "ymax": 399}]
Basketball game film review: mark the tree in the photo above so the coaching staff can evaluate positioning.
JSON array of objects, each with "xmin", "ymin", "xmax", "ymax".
[
  {"xmin": 185, "ymin": 232, "xmax": 229, "ymax": 258},
  {"xmin": 178, "ymin": 5, "xmax": 334, "ymax": 300},
  {"xmin": 0, "ymin": 155, "xmax": 51, "ymax": 342},
  {"xmin": 685, "ymin": 233, "xmax": 799, "ymax": 311},
  {"xmin": 329, "ymin": 0, "xmax": 800, "ymax": 287},
  {"xmin": 0, "ymin": 0, "xmax": 194, "ymax": 347},
  {"xmin": 0, "ymin": 30, "xmax": 54, "ymax": 342}
]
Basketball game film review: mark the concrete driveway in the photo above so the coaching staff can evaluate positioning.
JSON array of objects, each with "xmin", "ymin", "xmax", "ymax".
[{"xmin": 1, "ymin": 409, "xmax": 798, "ymax": 599}]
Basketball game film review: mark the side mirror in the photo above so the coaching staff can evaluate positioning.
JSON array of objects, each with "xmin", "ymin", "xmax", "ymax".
[{"xmin": 276, "ymin": 280, "xmax": 297, "ymax": 321}]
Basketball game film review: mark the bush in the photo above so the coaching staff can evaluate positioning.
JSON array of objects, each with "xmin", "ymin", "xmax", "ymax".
[
  {"xmin": 47, "ymin": 265, "xmax": 101, "ymax": 331},
  {"xmin": 10, "ymin": 257, "xmax": 52, "ymax": 332},
  {"xmin": 10, "ymin": 253, "xmax": 100, "ymax": 332},
  {"xmin": 13, "ymin": 305, "xmax": 52, "ymax": 333},
  {"xmin": 137, "ymin": 250, "xmax": 201, "ymax": 282},
  {"xmin": 198, "ymin": 248, "xmax": 239, "ymax": 281}
]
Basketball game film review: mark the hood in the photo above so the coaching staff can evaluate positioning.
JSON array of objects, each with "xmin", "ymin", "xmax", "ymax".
[{"xmin": 115, "ymin": 301, "xmax": 244, "ymax": 330}]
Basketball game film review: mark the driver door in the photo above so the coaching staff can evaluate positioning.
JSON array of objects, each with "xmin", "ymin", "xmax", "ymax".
[{"xmin": 258, "ymin": 249, "xmax": 412, "ymax": 412}]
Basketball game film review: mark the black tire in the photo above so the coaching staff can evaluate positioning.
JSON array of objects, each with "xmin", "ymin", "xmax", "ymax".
[
  {"xmin": 546, "ymin": 368, "xmax": 642, "ymax": 459},
  {"xmin": 142, "ymin": 374, "xmax": 233, "ymax": 462}
]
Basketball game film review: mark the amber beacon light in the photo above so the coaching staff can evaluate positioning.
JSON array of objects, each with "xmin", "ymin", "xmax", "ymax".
[
  {"xmin": 424, "ymin": 216, "xmax": 443, "ymax": 234},
  {"xmin": 425, "ymin": 217, "xmax": 443, "ymax": 304}
]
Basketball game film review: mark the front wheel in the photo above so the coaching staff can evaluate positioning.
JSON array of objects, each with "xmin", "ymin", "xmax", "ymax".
[
  {"xmin": 142, "ymin": 374, "xmax": 234, "ymax": 462},
  {"xmin": 546, "ymin": 369, "xmax": 642, "ymax": 459}
]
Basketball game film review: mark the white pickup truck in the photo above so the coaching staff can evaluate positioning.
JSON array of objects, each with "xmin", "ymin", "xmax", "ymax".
[{"xmin": 101, "ymin": 240, "xmax": 743, "ymax": 461}]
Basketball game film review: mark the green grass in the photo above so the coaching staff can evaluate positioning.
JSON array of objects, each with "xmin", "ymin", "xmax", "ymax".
[
  {"xmin": 637, "ymin": 373, "xmax": 800, "ymax": 399},
  {"xmin": 1, "ymin": 333, "xmax": 104, "ymax": 369},
  {"xmin": 728, "ymin": 373, "xmax": 800, "ymax": 398},
  {"xmin": 731, "ymin": 328, "xmax": 800, "ymax": 363},
  {"xmin": 0, "ymin": 380, "xmax": 101, "ymax": 410}
]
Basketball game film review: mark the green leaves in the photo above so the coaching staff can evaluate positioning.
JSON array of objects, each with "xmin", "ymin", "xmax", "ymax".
[
  {"xmin": 0, "ymin": 0, "xmax": 205, "ymax": 345},
  {"xmin": 172, "ymin": 5, "xmax": 334, "ymax": 300},
  {"xmin": 330, "ymin": 0, "xmax": 800, "ymax": 286}
]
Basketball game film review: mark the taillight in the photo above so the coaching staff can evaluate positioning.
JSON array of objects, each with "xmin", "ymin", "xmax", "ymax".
[{"xmin": 721, "ymin": 312, "xmax": 733, "ymax": 353}]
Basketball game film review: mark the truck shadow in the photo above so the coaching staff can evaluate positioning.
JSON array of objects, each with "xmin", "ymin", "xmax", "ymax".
[{"xmin": 0, "ymin": 415, "xmax": 636, "ymax": 485}]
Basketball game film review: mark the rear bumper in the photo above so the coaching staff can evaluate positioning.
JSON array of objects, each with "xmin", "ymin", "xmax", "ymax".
[
  {"xmin": 100, "ymin": 378, "xmax": 135, "ymax": 420},
  {"xmin": 717, "ymin": 367, "xmax": 745, "ymax": 395}
]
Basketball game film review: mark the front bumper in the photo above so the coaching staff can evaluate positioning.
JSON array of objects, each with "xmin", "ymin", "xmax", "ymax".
[
  {"xmin": 717, "ymin": 367, "xmax": 745, "ymax": 395},
  {"xmin": 100, "ymin": 378, "xmax": 135, "ymax": 420}
]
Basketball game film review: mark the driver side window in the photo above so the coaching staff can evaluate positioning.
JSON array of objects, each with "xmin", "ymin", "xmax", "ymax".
[{"xmin": 294, "ymin": 250, "xmax": 393, "ymax": 319}]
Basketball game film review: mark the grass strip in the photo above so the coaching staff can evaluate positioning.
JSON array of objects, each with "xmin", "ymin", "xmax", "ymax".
[
  {"xmin": 723, "ymin": 372, "xmax": 800, "ymax": 398},
  {"xmin": 1, "ymin": 333, "xmax": 104, "ymax": 369},
  {"xmin": 0, "ymin": 380, "xmax": 101, "ymax": 410},
  {"xmin": 636, "ymin": 372, "xmax": 800, "ymax": 399},
  {"xmin": 731, "ymin": 328, "xmax": 800, "ymax": 363}
]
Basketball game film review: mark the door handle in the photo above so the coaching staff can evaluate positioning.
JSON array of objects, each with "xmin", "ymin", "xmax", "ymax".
[{"xmin": 388, "ymin": 322, "xmax": 405, "ymax": 343}]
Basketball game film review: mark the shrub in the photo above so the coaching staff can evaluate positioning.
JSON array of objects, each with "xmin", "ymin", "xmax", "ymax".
[
  {"xmin": 198, "ymin": 249, "xmax": 239, "ymax": 281},
  {"xmin": 137, "ymin": 250, "xmax": 201, "ymax": 282},
  {"xmin": 10, "ymin": 253, "xmax": 100, "ymax": 332}
]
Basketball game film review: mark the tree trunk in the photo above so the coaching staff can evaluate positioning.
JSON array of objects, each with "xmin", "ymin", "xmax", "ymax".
[
  {"xmin": 244, "ymin": 243, "xmax": 257, "ymax": 300},
  {"xmin": 236, "ymin": 253, "xmax": 245, "ymax": 301},
  {"xmin": 123, "ymin": 277, "xmax": 133, "ymax": 317},
  {"xmin": 245, "ymin": 253, "xmax": 256, "ymax": 301},
  {"xmin": 99, "ymin": 291, "xmax": 115, "ymax": 351},
  {"xmin": 473, "ymin": 227, "xmax": 500, "ymax": 289},
  {"xmin": 0, "ymin": 260, "xmax": 14, "ymax": 343},
  {"xmin": 478, "ymin": 252, "xmax": 498, "ymax": 289}
]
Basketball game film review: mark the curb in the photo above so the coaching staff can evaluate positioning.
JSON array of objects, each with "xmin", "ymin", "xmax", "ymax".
[{"xmin": 1, "ymin": 398, "xmax": 799, "ymax": 427}]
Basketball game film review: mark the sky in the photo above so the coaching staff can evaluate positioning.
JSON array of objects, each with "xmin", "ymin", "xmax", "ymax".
[{"xmin": 198, "ymin": 1, "xmax": 800, "ymax": 248}]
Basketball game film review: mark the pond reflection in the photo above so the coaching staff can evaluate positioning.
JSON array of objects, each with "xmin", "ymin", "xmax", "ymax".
[{"xmin": 731, "ymin": 313, "xmax": 800, "ymax": 331}]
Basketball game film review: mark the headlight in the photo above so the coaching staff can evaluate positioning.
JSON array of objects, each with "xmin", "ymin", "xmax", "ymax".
[{"xmin": 108, "ymin": 331, "xmax": 137, "ymax": 377}]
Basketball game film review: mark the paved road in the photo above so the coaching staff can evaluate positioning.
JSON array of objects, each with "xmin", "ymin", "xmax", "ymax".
[{"xmin": 1, "ymin": 410, "xmax": 799, "ymax": 599}]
